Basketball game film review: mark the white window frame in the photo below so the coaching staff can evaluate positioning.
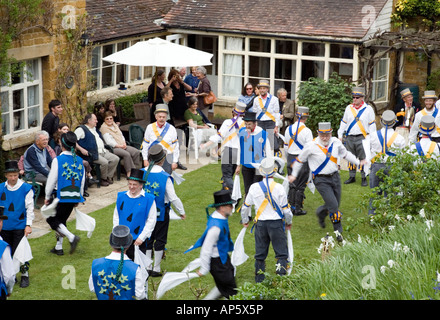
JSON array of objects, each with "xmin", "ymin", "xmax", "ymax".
[
  {"xmin": 1, "ymin": 58, "xmax": 43, "ymax": 138},
  {"xmin": 218, "ymin": 35, "xmax": 359, "ymax": 101}
]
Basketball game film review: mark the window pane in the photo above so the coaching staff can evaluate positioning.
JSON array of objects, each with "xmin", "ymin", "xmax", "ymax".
[
  {"xmin": 13, "ymin": 109, "xmax": 24, "ymax": 131},
  {"xmin": 301, "ymin": 60, "xmax": 324, "ymax": 81},
  {"xmin": 249, "ymin": 56, "xmax": 270, "ymax": 78},
  {"xmin": 28, "ymin": 85, "xmax": 39, "ymax": 106},
  {"xmin": 2, "ymin": 113, "xmax": 10, "ymax": 135},
  {"xmin": 276, "ymin": 40, "xmax": 297, "ymax": 55},
  {"xmin": 275, "ymin": 80, "xmax": 296, "ymax": 100},
  {"xmin": 329, "ymin": 62, "xmax": 353, "ymax": 81},
  {"xmin": 250, "ymin": 38, "xmax": 271, "ymax": 53},
  {"xmin": 302, "ymin": 42, "xmax": 325, "ymax": 56},
  {"xmin": 225, "ymin": 37, "xmax": 243, "ymax": 51},
  {"xmin": 223, "ymin": 54, "xmax": 244, "ymax": 76},
  {"xmin": 27, "ymin": 59, "xmax": 39, "ymax": 81},
  {"xmin": 88, "ymin": 69, "xmax": 99, "ymax": 90},
  {"xmin": 13, "ymin": 89, "xmax": 24, "ymax": 110},
  {"xmin": 143, "ymin": 66, "xmax": 153, "ymax": 80},
  {"xmin": 11, "ymin": 63, "xmax": 23, "ymax": 85},
  {"xmin": 130, "ymin": 66, "xmax": 141, "ymax": 81},
  {"xmin": 330, "ymin": 44, "xmax": 354, "ymax": 59},
  {"xmin": 91, "ymin": 47, "xmax": 101, "ymax": 69},
  {"xmin": 102, "ymin": 44, "xmax": 114, "ymax": 67},
  {"xmin": 275, "ymin": 59, "xmax": 296, "ymax": 80},
  {"xmin": 373, "ymin": 81, "xmax": 386, "ymax": 101},
  {"xmin": 117, "ymin": 42, "xmax": 128, "ymax": 51},
  {"xmin": 28, "ymin": 106, "xmax": 40, "ymax": 128},
  {"xmin": 116, "ymin": 64, "xmax": 127, "ymax": 84},
  {"xmin": 102, "ymin": 66, "xmax": 114, "ymax": 88},
  {"xmin": 223, "ymin": 76, "xmax": 243, "ymax": 97},
  {"xmin": 1, "ymin": 92, "xmax": 9, "ymax": 112}
]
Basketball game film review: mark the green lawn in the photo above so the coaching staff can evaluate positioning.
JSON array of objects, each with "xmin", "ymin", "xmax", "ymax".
[{"xmin": 9, "ymin": 162, "xmax": 374, "ymax": 300}]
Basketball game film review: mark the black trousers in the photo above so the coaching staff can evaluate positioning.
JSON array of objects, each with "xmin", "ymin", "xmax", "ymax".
[
  {"xmin": 221, "ymin": 147, "xmax": 238, "ymax": 190},
  {"xmin": 242, "ymin": 166, "xmax": 262, "ymax": 195},
  {"xmin": 46, "ymin": 202, "xmax": 76, "ymax": 231},
  {"xmin": 146, "ymin": 207, "xmax": 170, "ymax": 251},
  {"xmin": 0, "ymin": 229, "xmax": 24, "ymax": 256},
  {"xmin": 210, "ymin": 256, "xmax": 237, "ymax": 299}
]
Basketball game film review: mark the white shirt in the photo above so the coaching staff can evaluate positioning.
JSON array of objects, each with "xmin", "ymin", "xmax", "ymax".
[
  {"xmin": 74, "ymin": 125, "xmax": 107, "ymax": 155},
  {"xmin": 88, "ymin": 251, "xmax": 147, "ymax": 300},
  {"xmin": 113, "ymin": 189, "xmax": 157, "ymax": 242},
  {"xmin": 241, "ymin": 177, "xmax": 292, "ymax": 225},
  {"xmin": 284, "ymin": 121, "xmax": 313, "ymax": 156},
  {"xmin": 4, "ymin": 179, "xmax": 35, "ymax": 226},
  {"xmin": 370, "ymin": 128, "xmax": 407, "ymax": 162},
  {"xmin": 337, "ymin": 102, "xmax": 377, "ymax": 138},
  {"xmin": 199, "ymin": 211, "xmax": 223, "ymax": 276},
  {"xmin": 209, "ymin": 116, "xmax": 244, "ymax": 150},
  {"xmin": 293, "ymin": 137, "xmax": 359, "ymax": 176},
  {"xmin": 141, "ymin": 122, "xmax": 180, "ymax": 163},
  {"xmin": 45, "ymin": 151, "xmax": 86, "ymax": 200},
  {"xmin": 251, "ymin": 94, "xmax": 282, "ymax": 127},
  {"xmin": 0, "ymin": 236, "xmax": 15, "ymax": 296},
  {"xmin": 409, "ymin": 108, "xmax": 440, "ymax": 143},
  {"xmin": 409, "ymin": 137, "xmax": 440, "ymax": 159}
]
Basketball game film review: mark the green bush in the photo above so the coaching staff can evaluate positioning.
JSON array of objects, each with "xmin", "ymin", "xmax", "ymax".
[
  {"xmin": 297, "ymin": 73, "xmax": 353, "ymax": 133},
  {"xmin": 115, "ymin": 92, "xmax": 148, "ymax": 122}
]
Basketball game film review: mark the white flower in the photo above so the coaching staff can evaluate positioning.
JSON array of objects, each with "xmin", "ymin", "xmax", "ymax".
[
  {"xmin": 388, "ymin": 259, "xmax": 396, "ymax": 268},
  {"xmin": 419, "ymin": 208, "xmax": 426, "ymax": 218},
  {"xmin": 380, "ymin": 266, "xmax": 387, "ymax": 274},
  {"xmin": 425, "ymin": 220, "xmax": 434, "ymax": 231},
  {"xmin": 394, "ymin": 214, "xmax": 401, "ymax": 221},
  {"xmin": 357, "ymin": 234, "xmax": 362, "ymax": 243},
  {"xmin": 392, "ymin": 241, "xmax": 401, "ymax": 252},
  {"xmin": 436, "ymin": 271, "xmax": 440, "ymax": 283},
  {"xmin": 403, "ymin": 246, "xmax": 410, "ymax": 254},
  {"xmin": 407, "ymin": 215, "xmax": 413, "ymax": 221},
  {"xmin": 388, "ymin": 225, "xmax": 395, "ymax": 231},
  {"xmin": 276, "ymin": 263, "xmax": 283, "ymax": 272}
]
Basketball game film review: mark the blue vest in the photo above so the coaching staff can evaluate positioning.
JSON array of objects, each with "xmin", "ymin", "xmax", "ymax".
[
  {"xmin": 185, "ymin": 216, "xmax": 234, "ymax": 265},
  {"xmin": 0, "ymin": 240, "xmax": 10, "ymax": 296},
  {"xmin": 76, "ymin": 125, "xmax": 102, "ymax": 161},
  {"xmin": 0, "ymin": 182, "xmax": 33, "ymax": 230},
  {"xmin": 57, "ymin": 154, "xmax": 85, "ymax": 203},
  {"xmin": 142, "ymin": 169, "xmax": 173, "ymax": 222},
  {"xmin": 91, "ymin": 257, "xmax": 138, "ymax": 300},
  {"xmin": 239, "ymin": 127, "xmax": 267, "ymax": 168},
  {"xmin": 116, "ymin": 192, "xmax": 155, "ymax": 239}
]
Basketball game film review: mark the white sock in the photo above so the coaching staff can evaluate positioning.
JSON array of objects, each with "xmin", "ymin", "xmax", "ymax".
[
  {"xmin": 203, "ymin": 287, "xmax": 222, "ymax": 300},
  {"xmin": 146, "ymin": 250, "xmax": 153, "ymax": 271},
  {"xmin": 55, "ymin": 236, "xmax": 64, "ymax": 250},
  {"xmin": 153, "ymin": 250, "xmax": 163, "ymax": 272},
  {"xmin": 57, "ymin": 224, "xmax": 75, "ymax": 242}
]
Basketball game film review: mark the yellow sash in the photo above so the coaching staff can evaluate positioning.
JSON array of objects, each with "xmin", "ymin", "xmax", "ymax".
[
  {"xmin": 152, "ymin": 122, "xmax": 174, "ymax": 153},
  {"xmin": 254, "ymin": 180, "xmax": 277, "ymax": 223},
  {"xmin": 426, "ymin": 141, "xmax": 437, "ymax": 158},
  {"xmin": 316, "ymin": 144, "xmax": 338, "ymax": 164},
  {"xmin": 350, "ymin": 106, "xmax": 367, "ymax": 138},
  {"xmin": 258, "ymin": 97, "xmax": 276, "ymax": 122},
  {"xmin": 288, "ymin": 125, "xmax": 305, "ymax": 148},
  {"xmin": 221, "ymin": 122, "xmax": 245, "ymax": 149},
  {"xmin": 371, "ymin": 131, "xmax": 399, "ymax": 163}
]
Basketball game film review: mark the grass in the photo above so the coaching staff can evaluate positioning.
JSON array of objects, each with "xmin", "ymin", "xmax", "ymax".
[{"xmin": 8, "ymin": 162, "xmax": 374, "ymax": 300}]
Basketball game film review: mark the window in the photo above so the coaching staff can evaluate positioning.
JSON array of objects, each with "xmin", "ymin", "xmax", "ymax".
[
  {"xmin": 362, "ymin": 49, "xmax": 389, "ymax": 102},
  {"xmin": 219, "ymin": 36, "xmax": 358, "ymax": 100},
  {"xmin": 1, "ymin": 59, "xmax": 42, "ymax": 136}
]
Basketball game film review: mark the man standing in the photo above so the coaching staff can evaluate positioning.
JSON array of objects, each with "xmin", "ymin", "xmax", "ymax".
[
  {"xmin": 186, "ymin": 189, "xmax": 237, "ymax": 299},
  {"xmin": 0, "ymin": 208, "xmax": 15, "ymax": 300},
  {"xmin": 45, "ymin": 132, "xmax": 84, "ymax": 255},
  {"xmin": 42, "ymin": 99, "xmax": 63, "ymax": 149},
  {"xmin": 235, "ymin": 111, "xmax": 272, "ymax": 197},
  {"xmin": 241, "ymin": 157, "xmax": 292, "ymax": 283},
  {"xmin": 142, "ymin": 145, "xmax": 186, "ymax": 277},
  {"xmin": 284, "ymin": 107, "xmax": 313, "ymax": 216},
  {"xmin": 277, "ymin": 88, "xmax": 296, "ymax": 133},
  {"xmin": 113, "ymin": 168, "xmax": 157, "ymax": 261},
  {"xmin": 409, "ymin": 90, "xmax": 440, "ymax": 143},
  {"xmin": 394, "ymin": 88, "xmax": 419, "ymax": 127},
  {"xmin": 251, "ymin": 80, "xmax": 281, "ymax": 150},
  {"xmin": 75, "ymin": 113, "xmax": 119, "ymax": 186},
  {"xmin": 23, "ymin": 131, "xmax": 53, "ymax": 184},
  {"xmin": 0, "ymin": 160, "xmax": 34, "ymax": 288},
  {"xmin": 410, "ymin": 115, "xmax": 440, "ymax": 158},
  {"xmin": 201, "ymin": 101, "xmax": 246, "ymax": 191},
  {"xmin": 141, "ymin": 104, "xmax": 180, "ymax": 174},
  {"xmin": 337, "ymin": 87, "xmax": 376, "ymax": 187},
  {"xmin": 291, "ymin": 122, "xmax": 365, "ymax": 241},
  {"xmin": 89, "ymin": 225, "xmax": 148, "ymax": 300},
  {"xmin": 368, "ymin": 110, "xmax": 406, "ymax": 215}
]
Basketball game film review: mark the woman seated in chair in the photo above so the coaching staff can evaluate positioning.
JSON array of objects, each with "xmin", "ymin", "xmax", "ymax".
[
  {"xmin": 184, "ymin": 96, "xmax": 217, "ymax": 148},
  {"xmin": 100, "ymin": 112, "xmax": 141, "ymax": 178}
]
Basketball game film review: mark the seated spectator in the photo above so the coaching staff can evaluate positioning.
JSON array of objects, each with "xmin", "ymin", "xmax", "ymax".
[
  {"xmin": 23, "ymin": 131, "xmax": 53, "ymax": 184},
  {"xmin": 184, "ymin": 96, "xmax": 217, "ymax": 148},
  {"xmin": 74, "ymin": 114, "xmax": 119, "ymax": 187},
  {"xmin": 104, "ymin": 98, "xmax": 123, "ymax": 126},
  {"xmin": 93, "ymin": 101, "xmax": 106, "ymax": 129},
  {"xmin": 100, "ymin": 112, "xmax": 141, "ymax": 178}
]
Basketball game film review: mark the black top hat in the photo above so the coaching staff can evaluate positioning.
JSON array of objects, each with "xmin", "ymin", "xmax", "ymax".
[
  {"xmin": 243, "ymin": 111, "xmax": 257, "ymax": 122},
  {"xmin": 109, "ymin": 225, "xmax": 132, "ymax": 249},
  {"xmin": 0, "ymin": 206, "xmax": 7, "ymax": 220},
  {"xmin": 148, "ymin": 144, "xmax": 166, "ymax": 163},
  {"xmin": 118, "ymin": 83, "xmax": 127, "ymax": 90},
  {"xmin": 212, "ymin": 189, "xmax": 236, "ymax": 207},
  {"xmin": 61, "ymin": 131, "xmax": 77, "ymax": 149},
  {"xmin": 4, "ymin": 160, "xmax": 19, "ymax": 173},
  {"xmin": 127, "ymin": 168, "xmax": 146, "ymax": 183}
]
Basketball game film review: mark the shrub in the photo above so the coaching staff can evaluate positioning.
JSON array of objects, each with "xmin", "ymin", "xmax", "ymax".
[{"xmin": 115, "ymin": 92, "xmax": 148, "ymax": 121}]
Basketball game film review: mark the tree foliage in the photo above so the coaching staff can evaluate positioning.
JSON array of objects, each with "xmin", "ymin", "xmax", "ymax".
[{"xmin": 392, "ymin": 0, "xmax": 440, "ymax": 30}]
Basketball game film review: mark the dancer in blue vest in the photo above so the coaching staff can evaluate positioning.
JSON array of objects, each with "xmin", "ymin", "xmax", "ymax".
[
  {"xmin": 45, "ymin": 132, "xmax": 85, "ymax": 255},
  {"xmin": 241, "ymin": 157, "xmax": 292, "ymax": 283},
  {"xmin": 186, "ymin": 189, "xmax": 237, "ymax": 299},
  {"xmin": 89, "ymin": 225, "xmax": 147, "ymax": 300},
  {"xmin": 142, "ymin": 144, "xmax": 186, "ymax": 277},
  {"xmin": 0, "ymin": 208, "xmax": 15, "ymax": 300},
  {"xmin": 0, "ymin": 160, "xmax": 34, "ymax": 288},
  {"xmin": 290, "ymin": 122, "xmax": 365, "ymax": 241},
  {"xmin": 113, "ymin": 168, "xmax": 157, "ymax": 261},
  {"xmin": 368, "ymin": 110, "xmax": 406, "ymax": 215},
  {"xmin": 284, "ymin": 106, "xmax": 313, "ymax": 215}
]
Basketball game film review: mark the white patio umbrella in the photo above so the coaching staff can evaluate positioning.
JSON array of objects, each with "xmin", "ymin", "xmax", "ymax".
[{"xmin": 102, "ymin": 37, "xmax": 213, "ymax": 67}]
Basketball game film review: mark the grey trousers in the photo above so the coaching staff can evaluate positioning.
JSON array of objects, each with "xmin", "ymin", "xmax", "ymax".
[
  {"xmin": 314, "ymin": 173, "xmax": 343, "ymax": 233},
  {"xmin": 112, "ymin": 145, "xmax": 141, "ymax": 176},
  {"xmin": 221, "ymin": 147, "xmax": 238, "ymax": 190},
  {"xmin": 368, "ymin": 162, "xmax": 389, "ymax": 215},
  {"xmin": 93, "ymin": 151, "xmax": 119, "ymax": 180},
  {"xmin": 345, "ymin": 134, "xmax": 366, "ymax": 178},
  {"xmin": 257, "ymin": 120, "xmax": 279, "ymax": 151},
  {"xmin": 287, "ymin": 153, "xmax": 310, "ymax": 210}
]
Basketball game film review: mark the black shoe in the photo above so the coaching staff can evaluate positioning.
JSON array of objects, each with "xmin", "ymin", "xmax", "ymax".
[
  {"xmin": 69, "ymin": 236, "xmax": 80, "ymax": 254},
  {"xmin": 177, "ymin": 162, "xmax": 187, "ymax": 170},
  {"xmin": 336, "ymin": 234, "xmax": 344, "ymax": 243},
  {"xmin": 50, "ymin": 247, "xmax": 64, "ymax": 256},
  {"xmin": 293, "ymin": 209, "xmax": 307, "ymax": 216},
  {"xmin": 83, "ymin": 191, "xmax": 89, "ymax": 197},
  {"xmin": 361, "ymin": 178, "xmax": 368, "ymax": 187},
  {"xmin": 20, "ymin": 276, "xmax": 29, "ymax": 288},
  {"xmin": 344, "ymin": 177, "xmax": 356, "ymax": 184},
  {"xmin": 149, "ymin": 270, "xmax": 163, "ymax": 277}
]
